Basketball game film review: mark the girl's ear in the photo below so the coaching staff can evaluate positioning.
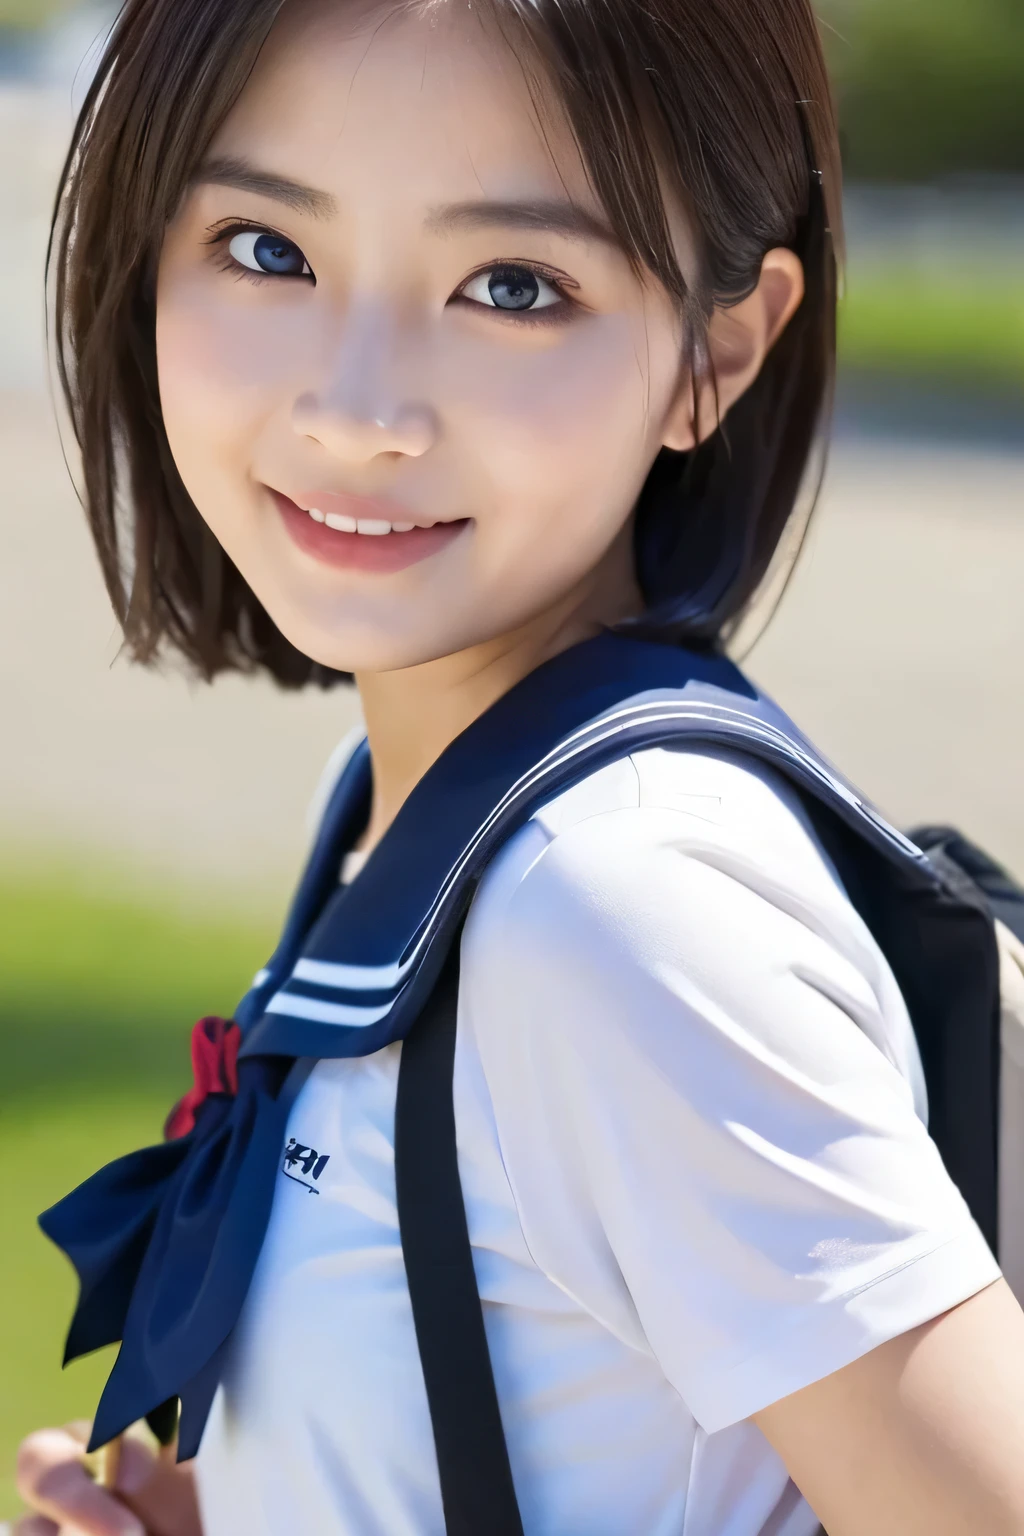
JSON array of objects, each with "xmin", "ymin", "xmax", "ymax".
[{"xmin": 661, "ymin": 248, "xmax": 806, "ymax": 451}]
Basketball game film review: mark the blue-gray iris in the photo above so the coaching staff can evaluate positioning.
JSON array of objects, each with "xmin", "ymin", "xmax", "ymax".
[
  {"xmin": 489, "ymin": 266, "xmax": 540, "ymax": 310},
  {"xmin": 253, "ymin": 233, "xmax": 307, "ymax": 276}
]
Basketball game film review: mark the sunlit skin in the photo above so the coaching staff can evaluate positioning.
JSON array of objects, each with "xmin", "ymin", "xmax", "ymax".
[{"xmin": 155, "ymin": 0, "xmax": 802, "ymax": 846}]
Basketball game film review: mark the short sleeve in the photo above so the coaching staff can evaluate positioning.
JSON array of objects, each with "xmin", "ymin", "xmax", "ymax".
[{"xmin": 459, "ymin": 749, "xmax": 1001, "ymax": 1433}]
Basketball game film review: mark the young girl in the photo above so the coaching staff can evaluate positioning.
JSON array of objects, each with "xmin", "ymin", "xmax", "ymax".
[{"xmin": 15, "ymin": 0, "xmax": 1024, "ymax": 1532}]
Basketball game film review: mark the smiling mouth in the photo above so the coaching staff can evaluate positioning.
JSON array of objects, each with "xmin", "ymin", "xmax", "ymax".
[
  {"xmin": 304, "ymin": 507, "xmax": 432, "ymax": 536},
  {"xmin": 271, "ymin": 489, "xmax": 469, "ymax": 573}
]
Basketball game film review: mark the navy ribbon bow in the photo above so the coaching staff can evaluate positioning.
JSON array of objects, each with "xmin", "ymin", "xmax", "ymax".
[
  {"xmin": 41, "ymin": 1055, "xmax": 313, "ymax": 1455},
  {"xmin": 39, "ymin": 634, "xmax": 914, "ymax": 1458}
]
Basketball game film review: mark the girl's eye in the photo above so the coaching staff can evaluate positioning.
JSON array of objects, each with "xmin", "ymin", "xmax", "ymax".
[
  {"xmin": 460, "ymin": 264, "xmax": 561, "ymax": 314},
  {"xmin": 227, "ymin": 229, "xmax": 312, "ymax": 278}
]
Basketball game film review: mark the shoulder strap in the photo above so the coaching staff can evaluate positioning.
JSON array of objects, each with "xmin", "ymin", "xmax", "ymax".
[{"xmin": 394, "ymin": 937, "xmax": 525, "ymax": 1536}]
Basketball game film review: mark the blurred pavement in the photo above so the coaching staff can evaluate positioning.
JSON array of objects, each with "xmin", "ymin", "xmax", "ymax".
[{"xmin": 1, "ymin": 68, "xmax": 1022, "ymax": 908}]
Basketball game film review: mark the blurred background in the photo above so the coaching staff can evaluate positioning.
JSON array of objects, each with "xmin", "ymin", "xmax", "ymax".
[{"xmin": 0, "ymin": 0, "xmax": 1021, "ymax": 1519}]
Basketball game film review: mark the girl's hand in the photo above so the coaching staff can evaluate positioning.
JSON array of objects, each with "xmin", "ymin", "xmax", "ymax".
[{"xmin": 14, "ymin": 1421, "xmax": 202, "ymax": 1536}]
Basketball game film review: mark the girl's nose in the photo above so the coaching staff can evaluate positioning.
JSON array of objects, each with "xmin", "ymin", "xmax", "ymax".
[
  {"xmin": 291, "ymin": 303, "xmax": 439, "ymax": 462},
  {"xmin": 292, "ymin": 387, "xmax": 437, "ymax": 463}
]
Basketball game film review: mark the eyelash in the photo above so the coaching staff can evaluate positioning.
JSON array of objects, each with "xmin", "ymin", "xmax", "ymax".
[
  {"xmin": 203, "ymin": 221, "xmax": 580, "ymax": 323},
  {"xmin": 204, "ymin": 221, "xmax": 312, "ymax": 285},
  {"xmin": 452, "ymin": 262, "xmax": 578, "ymax": 326}
]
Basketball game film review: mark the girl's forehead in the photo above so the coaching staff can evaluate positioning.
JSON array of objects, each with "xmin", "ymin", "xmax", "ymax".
[{"xmin": 209, "ymin": 0, "xmax": 592, "ymax": 214}]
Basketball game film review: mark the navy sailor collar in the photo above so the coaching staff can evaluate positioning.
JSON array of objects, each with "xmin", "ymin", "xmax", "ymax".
[
  {"xmin": 40, "ymin": 630, "xmax": 929, "ymax": 1461},
  {"xmin": 237, "ymin": 630, "xmax": 923, "ymax": 1063}
]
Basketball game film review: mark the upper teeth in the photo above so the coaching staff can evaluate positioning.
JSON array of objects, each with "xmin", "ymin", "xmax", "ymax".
[{"xmin": 309, "ymin": 508, "xmax": 420, "ymax": 535}]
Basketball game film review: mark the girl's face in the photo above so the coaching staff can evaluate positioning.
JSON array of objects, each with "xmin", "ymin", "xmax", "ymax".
[{"xmin": 157, "ymin": 0, "xmax": 695, "ymax": 674}]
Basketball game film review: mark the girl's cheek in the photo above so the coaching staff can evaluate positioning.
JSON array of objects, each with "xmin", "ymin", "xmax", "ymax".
[
  {"xmin": 156, "ymin": 265, "xmax": 313, "ymax": 468},
  {"xmin": 442, "ymin": 312, "xmax": 672, "ymax": 501}
]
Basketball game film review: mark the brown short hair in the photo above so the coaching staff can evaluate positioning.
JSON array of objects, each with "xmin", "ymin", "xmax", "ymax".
[{"xmin": 50, "ymin": 0, "xmax": 841, "ymax": 686}]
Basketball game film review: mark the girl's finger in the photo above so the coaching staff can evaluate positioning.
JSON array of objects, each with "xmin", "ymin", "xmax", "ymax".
[
  {"xmin": 10, "ymin": 1516, "xmax": 60, "ymax": 1536},
  {"xmin": 15, "ymin": 1429, "xmax": 144, "ymax": 1536},
  {"xmin": 113, "ymin": 1442, "xmax": 203, "ymax": 1536}
]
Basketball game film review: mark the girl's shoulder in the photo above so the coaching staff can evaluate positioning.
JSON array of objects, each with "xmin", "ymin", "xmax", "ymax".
[
  {"xmin": 526, "ymin": 737, "xmax": 853, "ymax": 898},
  {"xmin": 470, "ymin": 737, "xmax": 886, "ymax": 976},
  {"xmin": 461, "ymin": 739, "xmax": 927, "ymax": 1113}
]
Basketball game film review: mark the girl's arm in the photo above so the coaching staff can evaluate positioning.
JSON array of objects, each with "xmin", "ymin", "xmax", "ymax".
[
  {"xmin": 756, "ymin": 1277, "xmax": 1024, "ymax": 1535},
  {"xmin": 15, "ymin": 1422, "xmax": 202, "ymax": 1536}
]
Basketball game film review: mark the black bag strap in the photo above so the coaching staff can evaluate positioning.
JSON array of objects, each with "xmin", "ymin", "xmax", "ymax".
[
  {"xmin": 394, "ymin": 939, "xmax": 525, "ymax": 1536},
  {"xmin": 911, "ymin": 825, "xmax": 1024, "ymax": 946}
]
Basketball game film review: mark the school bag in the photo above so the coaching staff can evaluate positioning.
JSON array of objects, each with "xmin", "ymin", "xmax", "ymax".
[
  {"xmin": 393, "ymin": 837, "xmax": 1024, "ymax": 1536},
  {"xmin": 904, "ymin": 825, "xmax": 1024, "ymax": 1299},
  {"xmin": 39, "ymin": 632, "xmax": 1024, "ymax": 1534}
]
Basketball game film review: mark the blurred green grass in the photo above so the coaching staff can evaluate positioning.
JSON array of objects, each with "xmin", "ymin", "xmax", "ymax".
[
  {"xmin": 822, "ymin": 0, "xmax": 1024, "ymax": 181},
  {"xmin": 0, "ymin": 861, "xmax": 275, "ymax": 1520},
  {"xmin": 0, "ymin": 0, "xmax": 71, "ymax": 28},
  {"xmin": 840, "ymin": 269, "xmax": 1024, "ymax": 392}
]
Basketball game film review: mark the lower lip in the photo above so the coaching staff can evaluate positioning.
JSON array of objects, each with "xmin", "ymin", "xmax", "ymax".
[{"xmin": 272, "ymin": 491, "xmax": 468, "ymax": 573}]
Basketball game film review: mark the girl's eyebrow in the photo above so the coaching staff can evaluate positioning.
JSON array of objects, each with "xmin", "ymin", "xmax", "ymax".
[
  {"xmin": 427, "ymin": 199, "xmax": 620, "ymax": 249},
  {"xmin": 189, "ymin": 162, "xmax": 619, "ymax": 251},
  {"xmin": 191, "ymin": 156, "xmax": 338, "ymax": 220}
]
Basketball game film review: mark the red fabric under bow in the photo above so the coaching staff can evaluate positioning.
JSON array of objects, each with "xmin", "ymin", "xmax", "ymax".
[{"xmin": 164, "ymin": 1016, "xmax": 242, "ymax": 1140}]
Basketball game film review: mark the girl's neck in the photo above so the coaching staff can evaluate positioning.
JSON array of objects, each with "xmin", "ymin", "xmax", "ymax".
[{"xmin": 354, "ymin": 538, "xmax": 641, "ymax": 856}]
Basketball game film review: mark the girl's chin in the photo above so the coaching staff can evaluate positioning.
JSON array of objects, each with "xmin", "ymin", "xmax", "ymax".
[
  {"xmin": 257, "ymin": 607, "xmax": 458, "ymax": 677},
  {"xmin": 268, "ymin": 604, "xmax": 514, "ymax": 679}
]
